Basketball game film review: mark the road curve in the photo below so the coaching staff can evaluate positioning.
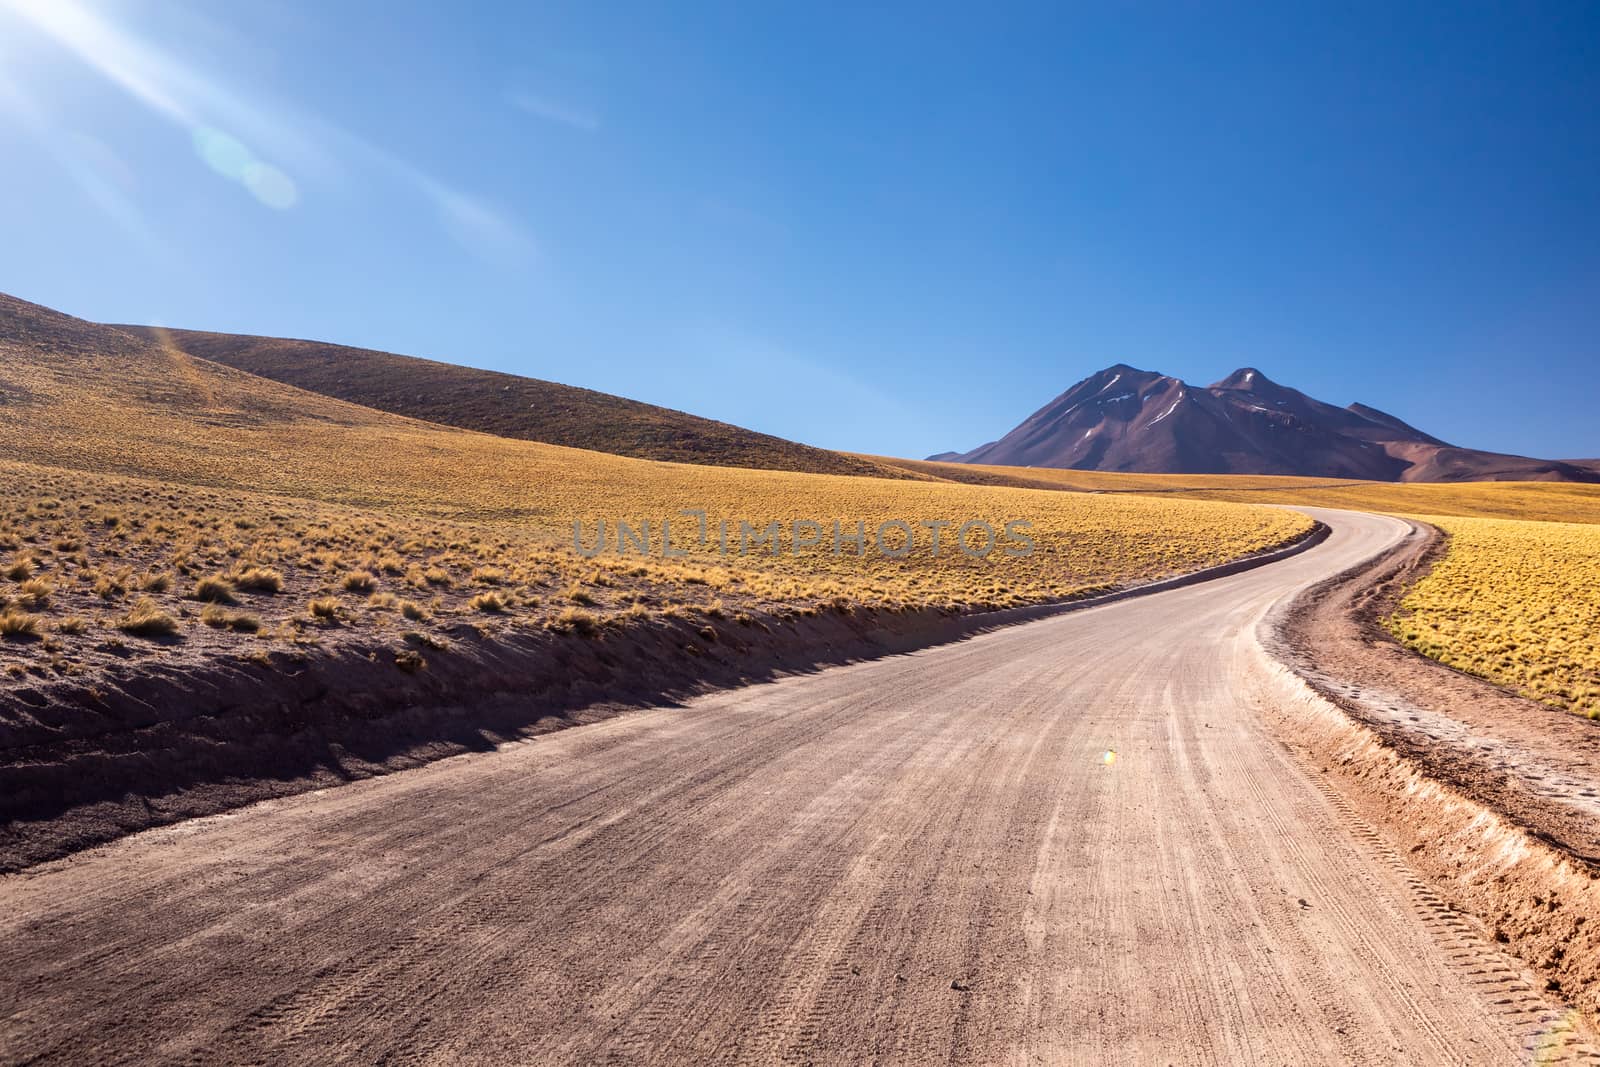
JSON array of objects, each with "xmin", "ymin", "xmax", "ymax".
[{"xmin": 0, "ymin": 509, "xmax": 1573, "ymax": 1064}]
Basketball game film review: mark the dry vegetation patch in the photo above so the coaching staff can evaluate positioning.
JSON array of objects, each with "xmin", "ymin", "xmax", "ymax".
[
  {"xmin": 1385, "ymin": 517, "xmax": 1600, "ymax": 718},
  {"xmin": 0, "ymin": 456, "xmax": 1311, "ymax": 684},
  {"xmin": 0, "ymin": 295, "xmax": 1312, "ymax": 688}
]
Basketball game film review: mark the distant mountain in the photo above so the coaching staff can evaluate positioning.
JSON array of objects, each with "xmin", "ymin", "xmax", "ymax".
[
  {"xmin": 936, "ymin": 364, "xmax": 1597, "ymax": 483},
  {"xmin": 119, "ymin": 326, "xmax": 906, "ymax": 479}
]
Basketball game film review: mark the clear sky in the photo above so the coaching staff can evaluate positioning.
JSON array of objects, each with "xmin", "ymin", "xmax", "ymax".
[{"xmin": 1, "ymin": 1, "xmax": 1596, "ymax": 460}]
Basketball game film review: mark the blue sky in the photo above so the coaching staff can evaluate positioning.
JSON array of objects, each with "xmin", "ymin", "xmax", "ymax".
[{"xmin": 1, "ymin": 1, "xmax": 1596, "ymax": 460}]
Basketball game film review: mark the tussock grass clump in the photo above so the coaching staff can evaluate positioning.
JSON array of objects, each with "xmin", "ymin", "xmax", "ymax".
[
  {"xmin": 55, "ymin": 616, "xmax": 88, "ymax": 635},
  {"xmin": 0, "ymin": 609, "xmax": 43, "ymax": 639},
  {"xmin": 341, "ymin": 570, "xmax": 377, "ymax": 593},
  {"xmin": 400, "ymin": 599, "xmax": 430, "ymax": 621},
  {"xmin": 394, "ymin": 648, "xmax": 425, "ymax": 672},
  {"xmin": 470, "ymin": 566, "xmax": 506, "ymax": 586},
  {"xmin": 92, "ymin": 571, "xmax": 129, "ymax": 600},
  {"xmin": 232, "ymin": 566, "xmax": 284, "ymax": 593},
  {"xmin": 367, "ymin": 591, "xmax": 399, "ymax": 611},
  {"xmin": 308, "ymin": 597, "xmax": 341, "ymax": 620},
  {"xmin": 564, "ymin": 584, "xmax": 597, "ymax": 606},
  {"xmin": 192, "ymin": 575, "xmax": 237, "ymax": 603},
  {"xmin": 550, "ymin": 606, "xmax": 597, "ymax": 635},
  {"xmin": 468, "ymin": 590, "xmax": 508, "ymax": 613},
  {"xmin": 138, "ymin": 571, "xmax": 173, "ymax": 593},
  {"xmin": 117, "ymin": 598, "xmax": 180, "ymax": 637},
  {"xmin": 4, "ymin": 554, "xmax": 34, "ymax": 581},
  {"xmin": 201, "ymin": 604, "xmax": 262, "ymax": 632},
  {"xmin": 17, "ymin": 579, "xmax": 51, "ymax": 610}
]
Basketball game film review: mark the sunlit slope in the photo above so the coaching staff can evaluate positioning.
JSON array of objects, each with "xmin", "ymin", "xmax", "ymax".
[
  {"xmin": 0, "ymin": 292, "xmax": 1310, "ymax": 628},
  {"xmin": 124, "ymin": 325, "xmax": 908, "ymax": 479}
]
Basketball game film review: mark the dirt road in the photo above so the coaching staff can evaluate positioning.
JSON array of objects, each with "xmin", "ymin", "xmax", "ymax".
[{"xmin": 0, "ymin": 509, "xmax": 1587, "ymax": 1064}]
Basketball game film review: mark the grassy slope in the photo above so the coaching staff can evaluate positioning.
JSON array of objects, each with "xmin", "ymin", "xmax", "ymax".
[
  {"xmin": 0, "ymin": 293, "xmax": 1309, "ymax": 681},
  {"xmin": 125, "ymin": 325, "xmax": 914, "ymax": 480}
]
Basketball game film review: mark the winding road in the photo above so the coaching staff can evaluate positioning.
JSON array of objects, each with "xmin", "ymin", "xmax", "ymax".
[{"xmin": 0, "ymin": 509, "xmax": 1585, "ymax": 1063}]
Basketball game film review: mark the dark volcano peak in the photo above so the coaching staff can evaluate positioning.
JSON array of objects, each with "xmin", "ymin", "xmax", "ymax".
[{"xmin": 932, "ymin": 363, "xmax": 1595, "ymax": 483}]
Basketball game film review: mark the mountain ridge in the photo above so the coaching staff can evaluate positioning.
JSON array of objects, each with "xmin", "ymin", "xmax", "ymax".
[{"xmin": 936, "ymin": 363, "xmax": 1597, "ymax": 483}]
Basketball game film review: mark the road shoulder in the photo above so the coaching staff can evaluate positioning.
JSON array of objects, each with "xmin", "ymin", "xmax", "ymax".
[{"xmin": 1257, "ymin": 516, "xmax": 1600, "ymax": 1031}]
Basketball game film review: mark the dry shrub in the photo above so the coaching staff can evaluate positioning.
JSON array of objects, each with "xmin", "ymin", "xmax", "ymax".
[
  {"xmin": 470, "ymin": 566, "xmax": 505, "ymax": 586},
  {"xmin": 308, "ymin": 597, "xmax": 340, "ymax": 620},
  {"xmin": 0, "ymin": 609, "xmax": 42, "ymax": 640},
  {"xmin": 201, "ymin": 603, "xmax": 262, "ymax": 632},
  {"xmin": 93, "ymin": 571, "xmax": 128, "ymax": 600},
  {"xmin": 17, "ymin": 579, "xmax": 51, "ymax": 610},
  {"xmin": 232, "ymin": 566, "xmax": 284, "ymax": 593},
  {"xmin": 468, "ymin": 590, "xmax": 508, "ymax": 613},
  {"xmin": 550, "ymin": 606, "xmax": 597, "ymax": 635},
  {"xmin": 118, "ymin": 598, "xmax": 180, "ymax": 637},
  {"xmin": 138, "ymin": 571, "xmax": 173, "ymax": 593},
  {"xmin": 400, "ymin": 599, "xmax": 430, "ymax": 621},
  {"xmin": 193, "ymin": 575, "xmax": 237, "ymax": 603},
  {"xmin": 342, "ymin": 570, "xmax": 377, "ymax": 593}
]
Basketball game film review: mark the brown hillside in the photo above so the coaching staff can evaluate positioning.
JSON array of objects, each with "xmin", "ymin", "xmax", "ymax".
[{"xmin": 120, "ymin": 326, "xmax": 902, "ymax": 478}]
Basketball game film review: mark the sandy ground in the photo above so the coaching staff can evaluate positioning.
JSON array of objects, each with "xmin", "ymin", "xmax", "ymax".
[{"xmin": 1, "ymin": 509, "xmax": 1592, "ymax": 1064}]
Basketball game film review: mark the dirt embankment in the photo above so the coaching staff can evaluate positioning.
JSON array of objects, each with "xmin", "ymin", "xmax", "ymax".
[
  {"xmin": 1265, "ymin": 521, "xmax": 1600, "ymax": 1020},
  {"xmin": 1, "ymin": 523, "xmax": 1328, "ymax": 873}
]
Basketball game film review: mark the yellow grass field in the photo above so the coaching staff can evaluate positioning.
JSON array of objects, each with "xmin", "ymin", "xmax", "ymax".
[
  {"xmin": 1385, "ymin": 517, "xmax": 1600, "ymax": 718},
  {"xmin": 0, "ymin": 300, "xmax": 1311, "ymax": 677},
  {"xmin": 872, "ymin": 456, "xmax": 1600, "ymax": 523}
]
